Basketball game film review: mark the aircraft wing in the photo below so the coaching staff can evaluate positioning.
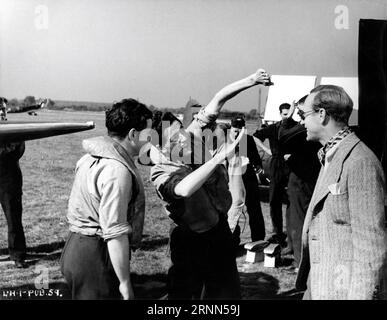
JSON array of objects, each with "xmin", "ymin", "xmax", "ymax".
[{"xmin": 0, "ymin": 121, "xmax": 95, "ymax": 143}]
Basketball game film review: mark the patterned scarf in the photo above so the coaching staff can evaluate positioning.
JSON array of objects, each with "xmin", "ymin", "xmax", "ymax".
[{"xmin": 318, "ymin": 127, "xmax": 352, "ymax": 165}]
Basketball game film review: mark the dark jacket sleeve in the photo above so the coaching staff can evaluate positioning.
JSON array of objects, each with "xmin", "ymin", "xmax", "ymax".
[
  {"xmin": 247, "ymin": 135, "xmax": 262, "ymax": 171},
  {"xmin": 253, "ymin": 125, "xmax": 273, "ymax": 142}
]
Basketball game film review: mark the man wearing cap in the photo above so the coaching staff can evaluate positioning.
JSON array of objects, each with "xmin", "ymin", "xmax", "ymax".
[
  {"xmin": 228, "ymin": 116, "xmax": 265, "ymax": 245},
  {"xmin": 278, "ymin": 97, "xmax": 321, "ymax": 267}
]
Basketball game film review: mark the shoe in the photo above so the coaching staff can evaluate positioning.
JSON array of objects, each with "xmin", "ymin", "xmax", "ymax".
[
  {"xmin": 267, "ymin": 234, "xmax": 287, "ymax": 247},
  {"xmin": 14, "ymin": 260, "xmax": 27, "ymax": 268}
]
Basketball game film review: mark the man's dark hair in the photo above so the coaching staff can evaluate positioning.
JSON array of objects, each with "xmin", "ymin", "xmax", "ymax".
[
  {"xmin": 297, "ymin": 95, "xmax": 308, "ymax": 106},
  {"xmin": 105, "ymin": 98, "xmax": 152, "ymax": 139},
  {"xmin": 0, "ymin": 97, "xmax": 8, "ymax": 104},
  {"xmin": 279, "ymin": 103, "xmax": 291, "ymax": 112},
  {"xmin": 310, "ymin": 85, "xmax": 353, "ymax": 124}
]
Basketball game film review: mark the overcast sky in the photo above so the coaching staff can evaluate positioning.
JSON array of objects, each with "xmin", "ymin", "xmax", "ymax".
[{"xmin": 0, "ymin": 0, "xmax": 386, "ymax": 111}]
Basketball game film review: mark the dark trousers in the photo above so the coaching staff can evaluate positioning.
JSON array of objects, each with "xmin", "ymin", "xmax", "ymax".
[
  {"xmin": 286, "ymin": 172, "xmax": 314, "ymax": 266},
  {"xmin": 269, "ymin": 157, "xmax": 289, "ymax": 236},
  {"xmin": 0, "ymin": 191, "xmax": 26, "ymax": 261},
  {"xmin": 60, "ymin": 232, "xmax": 121, "ymax": 300},
  {"xmin": 244, "ymin": 180, "xmax": 265, "ymax": 241},
  {"xmin": 168, "ymin": 217, "xmax": 241, "ymax": 300}
]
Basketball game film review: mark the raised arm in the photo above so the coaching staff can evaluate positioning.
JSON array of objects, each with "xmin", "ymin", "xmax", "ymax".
[
  {"xmin": 174, "ymin": 128, "xmax": 246, "ymax": 198},
  {"xmin": 187, "ymin": 69, "xmax": 271, "ymax": 134},
  {"xmin": 205, "ymin": 69, "xmax": 271, "ymax": 115}
]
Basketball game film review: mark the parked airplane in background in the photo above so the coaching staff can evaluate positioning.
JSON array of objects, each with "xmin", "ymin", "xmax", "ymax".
[
  {"xmin": 1, "ymin": 98, "xmax": 51, "ymax": 121},
  {"xmin": 7, "ymin": 98, "xmax": 49, "ymax": 114}
]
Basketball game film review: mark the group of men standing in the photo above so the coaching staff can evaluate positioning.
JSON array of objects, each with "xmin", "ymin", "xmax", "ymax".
[
  {"xmin": 244, "ymin": 87, "xmax": 386, "ymax": 300},
  {"xmin": 1, "ymin": 71, "xmax": 386, "ymax": 300}
]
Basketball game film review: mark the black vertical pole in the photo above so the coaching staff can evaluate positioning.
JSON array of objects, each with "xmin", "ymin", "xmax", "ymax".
[{"xmin": 358, "ymin": 19, "xmax": 387, "ymax": 161}]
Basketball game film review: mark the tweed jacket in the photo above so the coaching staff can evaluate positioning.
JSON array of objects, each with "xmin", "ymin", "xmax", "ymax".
[{"xmin": 296, "ymin": 133, "xmax": 387, "ymax": 299}]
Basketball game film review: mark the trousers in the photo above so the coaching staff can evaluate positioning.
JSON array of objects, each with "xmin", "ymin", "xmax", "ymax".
[
  {"xmin": 269, "ymin": 156, "xmax": 289, "ymax": 236},
  {"xmin": 60, "ymin": 232, "xmax": 121, "ymax": 300},
  {"xmin": 168, "ymin": 217, "xmax": 241, "ymax": 300},
  {"xmin": 244, "ymin": 178, "xmax": 265, "ymax": 241},
  {"xmin": 286, "ymin": 172, "xmax": 314, "ymax": 266},
  {"xmin": 0, "ymin": 191, "xmax": 26, "ymax": 261}
]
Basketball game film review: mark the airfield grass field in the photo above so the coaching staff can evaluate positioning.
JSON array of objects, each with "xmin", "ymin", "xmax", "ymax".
[{"xmin": 0, "ymin": 109, "xmax": 300, "ymax": 300}]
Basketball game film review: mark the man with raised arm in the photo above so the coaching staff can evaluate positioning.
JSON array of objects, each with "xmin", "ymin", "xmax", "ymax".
[{"xmin": 150, "ymin": 69, "xmax": 272, "ymax": 299}]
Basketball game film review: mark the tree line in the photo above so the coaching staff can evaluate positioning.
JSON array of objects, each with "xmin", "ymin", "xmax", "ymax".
[{"xmin": 7, "ymin": 96, "xmax": 261, "ymax": 120}]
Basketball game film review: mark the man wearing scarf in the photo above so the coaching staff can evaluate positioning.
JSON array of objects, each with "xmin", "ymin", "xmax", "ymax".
[{"xmin": 296, "ymin": 85, "xmax": 387, "ymax": 300}]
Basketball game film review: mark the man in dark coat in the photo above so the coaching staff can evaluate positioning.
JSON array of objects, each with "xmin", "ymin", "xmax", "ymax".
[
  {"xmin": 253, "ymin": 103, "xmax": 297, "ymax": 247},
  {"xmin": 0, "ymin": 140, "xmax": 27, "ymax": 268},
  {"xmin": 278, "ymin": 96, "xmax": 320, "ymax": 265}
]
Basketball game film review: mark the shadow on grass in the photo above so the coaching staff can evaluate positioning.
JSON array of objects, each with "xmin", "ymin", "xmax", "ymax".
[
  {"xmin": 279, "ymin": 256, "xmax": 295, "ymax": 267},
  {"xmin": 0, "ymin": 273, "xmax": 167, "ymax": 300},
  {"xmin": 0, "ymin": 241, "xmax": 65, "ymax": 256},
  {"xmin": 137, "ymin": 237, "xmax": 169, "ymax": 251},
  {"xmin": 0, "ymin": 245, "xmax": 64, "ymax": 268},
  {"xmin": 239, "ymin": 271, "xmax": 280, "ymax": 299},
  {"xmin": 28, "ymin": 241, "xmax": 66, "ymax": 253},
  {"xmin": 240, "ymin": 270, "xmax": 303, "ymax": 299},
  {"xmin": 132, "ymin": 273, "xmax": 167, "ymax": 300},
  {"xmin": 1, "ymin": 238, "xmax": 169, "ymax": 256}
]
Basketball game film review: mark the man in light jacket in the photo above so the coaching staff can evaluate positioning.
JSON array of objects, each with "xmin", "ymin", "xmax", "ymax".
[
  {"xmin": 61, "ymin": 99, "xmax": 152, "ymax": 300},
  {"xmin": 295, "ymin": 85, "xmax": 387, "ymax": 300}
]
